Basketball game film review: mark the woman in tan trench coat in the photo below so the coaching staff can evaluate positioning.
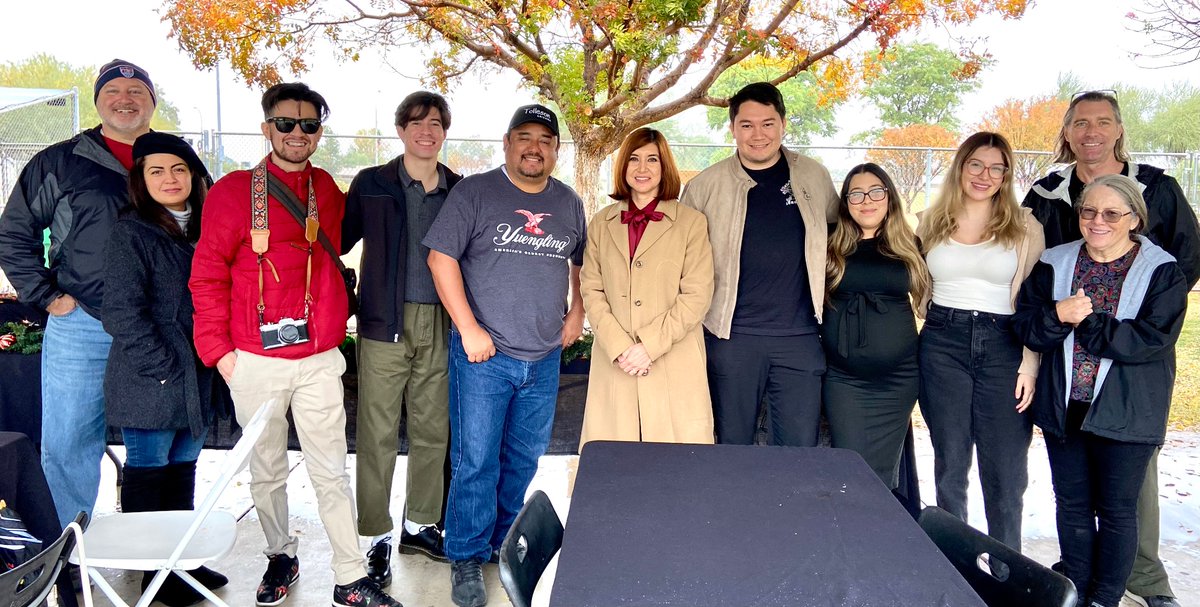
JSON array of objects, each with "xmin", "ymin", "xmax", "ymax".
[{"xmin": 579, "ymin": 128, "xmax": 716, "ymax": 448}]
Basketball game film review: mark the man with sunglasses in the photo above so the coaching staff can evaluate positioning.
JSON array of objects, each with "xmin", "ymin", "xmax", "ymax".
[
  {"xmin": 342, "ymin": 92, "xmax": 463, "ymax": 582},
  {"xmin": 191, "ymin": 82, "xmax": 403, "ymax": 607},
  {"xmin": 1022, "ymin": 89, "xmax": 1199, "ymax": 607}
]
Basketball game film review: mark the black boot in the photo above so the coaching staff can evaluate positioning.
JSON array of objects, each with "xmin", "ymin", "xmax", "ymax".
[
  {"xmin": 165, "ymin": 460, "xmax": 229, "ymax": 591},
  {"xmin": 121, "ymin": 465, "xmax": 205, "ymax": 606}
]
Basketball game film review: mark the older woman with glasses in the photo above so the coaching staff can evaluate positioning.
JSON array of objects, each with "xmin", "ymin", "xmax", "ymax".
[
  {"xmin": 821, "ymin": 163, "xmax": 928, "ymax": 489},
  {"xmin": 915, "ymin": 131, "xmax": 1044, "ymax": 551},
  {"xmin": 1013, "ymin": 174, "xmax": 1188, "ymax": 607}
]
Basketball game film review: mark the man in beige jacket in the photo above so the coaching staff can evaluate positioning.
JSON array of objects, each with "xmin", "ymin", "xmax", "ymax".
[{"xmin": 681, "ymin": 82, "xmax": 838, "ymax": 446}]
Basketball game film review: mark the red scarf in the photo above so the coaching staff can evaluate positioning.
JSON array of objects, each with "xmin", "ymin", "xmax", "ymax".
[{"xmin": 621, "ymin": 198, "xmax": 664, "ymax": 259}]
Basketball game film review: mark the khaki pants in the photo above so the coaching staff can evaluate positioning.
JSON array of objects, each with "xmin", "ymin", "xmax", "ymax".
[
  {"xmin": 356, "ymin": 303, "xmax": 451, "ymax": 534},
  {"xmin": 228, "ymin": 347, "xmax": 364, "ymax": 586},
  {"xmin": 1127, "ymin": 448, "xmax": 1174, "ymax": 598}
]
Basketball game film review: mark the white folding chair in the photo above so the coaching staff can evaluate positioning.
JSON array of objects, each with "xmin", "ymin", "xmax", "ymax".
[{"xmin": 70, "ymin": 399, "xmax": 278, "ymax": 607}]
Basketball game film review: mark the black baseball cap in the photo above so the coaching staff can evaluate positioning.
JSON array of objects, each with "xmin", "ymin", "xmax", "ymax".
[{"xmin": 507, "ymin": 104, "xmax": 559, "ymax": 137}]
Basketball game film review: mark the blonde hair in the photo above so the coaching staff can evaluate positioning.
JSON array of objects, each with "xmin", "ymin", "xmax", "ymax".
[
  {"xmin": 917, "ymin": 132, "xmax": 1026, "ymax": 252},
  {"xmin": 827, "ymin": 163, "xmax": 930, "ymax": 305}
]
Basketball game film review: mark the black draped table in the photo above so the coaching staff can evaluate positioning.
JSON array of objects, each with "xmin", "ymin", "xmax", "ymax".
[
  {"xmin": 0, "ymin": 432, "xmax": 77, "ymax": 607},
  {"xmin": 550, "ymin": 442, "xmax": 983, "ymax": 607}
]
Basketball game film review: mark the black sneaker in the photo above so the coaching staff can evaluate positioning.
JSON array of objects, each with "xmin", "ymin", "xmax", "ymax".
[
  {"xmin": 333, "ymin": 576, "xmax": 403, "ymax": 607},
  {"xmin": 255, "ymin": 554, "xmax": 300, "ymax": 606},
  {"xmin": 398, "ymin": 525, "xmax": 447, "ymax": 562},
  {"xmin": 450, "ymin": 558, "xmax": 487, "ymax": 607},
  {"xmin": 365, "ymin": 539, "xmax": 392, "ymax": 588}
]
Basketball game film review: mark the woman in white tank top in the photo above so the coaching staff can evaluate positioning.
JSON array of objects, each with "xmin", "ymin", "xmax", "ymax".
[{"xmin": 914, "ymin": 131, "xmax": 1044, "ymax": 552}]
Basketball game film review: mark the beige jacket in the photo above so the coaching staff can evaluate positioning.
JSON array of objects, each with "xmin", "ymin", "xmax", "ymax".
[
  {"xmin": 680, "ymin": 148, "xmax": 839, "ymax": 338},
  {"xmin": 918, "ymin": 208, "xmax": 1045, "ymax": 376},
  {"xmin": 579, "ymin": 199, "xmax": 715, "ymax": 447}
]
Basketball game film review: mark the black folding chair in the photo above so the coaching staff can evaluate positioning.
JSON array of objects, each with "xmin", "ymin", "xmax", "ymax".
[
  {"xmin": 499, "ymin": 490, "xmax": 563, "ymax": 607},
  {"xmin": 0, "ymin": 511, "xmax": 88, "ymax": 607},
  {"xmin": 918, "ymin": 506, "xmax": 1076, "ymax": 607}
]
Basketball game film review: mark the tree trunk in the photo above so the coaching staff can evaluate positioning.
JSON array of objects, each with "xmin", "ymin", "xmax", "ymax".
[{"xmin": 572, "ymin": 143, "xmax": 609, "ymax": 217}]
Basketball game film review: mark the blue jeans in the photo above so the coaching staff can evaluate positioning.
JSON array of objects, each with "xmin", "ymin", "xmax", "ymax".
[
  {"xmin": 41, "ymin": 305, "xmax": 112, "ymax": 528},
  {"xmin": 917, "ymin": 303, "xmax": 1032, "ymax": 551},
  {"xmin": 121, "ymin": 427, "xmax": 207, "ymax": 467},
  {"xmin": 444, "ymin": 330, "xmax": 561, "ymax": 562}
]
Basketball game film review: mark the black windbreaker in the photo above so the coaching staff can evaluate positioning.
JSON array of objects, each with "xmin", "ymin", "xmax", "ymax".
[{"xmin": 0, "ymin": 127, "xmax": 130, "ymax": 317}]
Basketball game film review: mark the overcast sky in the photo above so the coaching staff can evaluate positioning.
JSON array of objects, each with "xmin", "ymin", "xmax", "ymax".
[{"xmin": 1, "ymin": 0, "xmax": 1196, "ymax": 143}]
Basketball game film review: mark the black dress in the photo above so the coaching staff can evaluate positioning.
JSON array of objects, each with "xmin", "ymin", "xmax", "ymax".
[{"xmin": 820, "ymin": 237, "xmax": 918, "ymax": 489}]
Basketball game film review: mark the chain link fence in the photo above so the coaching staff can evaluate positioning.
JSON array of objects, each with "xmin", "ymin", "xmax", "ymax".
[{"xmin": 0, "ymin": 87, "xmax": 79, "ymax": 294}]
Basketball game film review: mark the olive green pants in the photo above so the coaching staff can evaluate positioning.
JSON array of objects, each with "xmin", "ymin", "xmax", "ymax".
[
  {"xmin": 1126, "ymin": 448, "xmax": 1174, "ymax": 598},
  {"xmin": 355, "ymin": 303, "xmax": 451, "ymax": 535}
]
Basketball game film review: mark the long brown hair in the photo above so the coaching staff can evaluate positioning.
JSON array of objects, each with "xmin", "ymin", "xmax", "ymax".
[
  {"xmin": 608, "ymin": 128, "xmax": 682, "ymax": 202},
  {"xmin": 127, "ymin": 157, "xmax": 207, "ymax": 241},
  {"xmin": 827, "ymin": 163, "xmax": 929, "ymax": 304},
  {"xmin": 916, "ymin": 131, "xmax": 1025, "ymax": 252}
]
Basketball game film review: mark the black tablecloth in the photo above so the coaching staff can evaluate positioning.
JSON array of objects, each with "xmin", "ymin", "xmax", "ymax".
[
  {"xmin": 0, "ymin": 432, "xmax": 77, "ymax": 607},
  {"xmin": 551, "ymin": 442, "xmax": 982, "ymax": 607}
]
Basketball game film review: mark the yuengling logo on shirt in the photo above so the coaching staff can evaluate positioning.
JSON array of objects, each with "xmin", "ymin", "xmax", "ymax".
[{"xmin": 493, "ymin": 209, "xmax": 572, "ymax": 257}]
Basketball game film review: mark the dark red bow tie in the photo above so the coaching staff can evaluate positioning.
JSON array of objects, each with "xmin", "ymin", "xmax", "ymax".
[{"xmin": 621, "ymin": 208, "xmax": 664, "ymax": 224}]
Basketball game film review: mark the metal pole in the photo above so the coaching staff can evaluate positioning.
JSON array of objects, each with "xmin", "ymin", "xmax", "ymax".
[
  {"xmin": 215, "ymin": 63, "xmax": 225, "ymax": 179},
  {"xmin": 923, "ymin": 148, "xmax": 933, "ymax": 208},
  {"xmin": 71, "ymin": 87, "xmax": 80, "ymax": 134}
]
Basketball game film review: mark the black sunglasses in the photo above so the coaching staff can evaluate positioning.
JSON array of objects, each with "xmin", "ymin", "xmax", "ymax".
[{"xmin": 267, "ymin": 117, "xmax": 321, "ymax": 134}]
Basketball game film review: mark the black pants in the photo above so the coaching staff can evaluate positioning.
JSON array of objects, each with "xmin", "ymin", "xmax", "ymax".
[
  {"xmin": 705, "ymin": 331, "xmax": 824, "ymax": 446},
  {"xmin": 917, "ymin": 303, "xmax": 1032, "ymax": 551},
  {"xmin": 1046, "ymin": 419, "xmax": 1156, "ymax": 607}
]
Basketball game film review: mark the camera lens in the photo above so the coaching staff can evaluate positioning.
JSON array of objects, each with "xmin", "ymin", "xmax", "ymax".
[{"xmin": 278, "ymin": 324, "xmax": 299, "ymax": 343}]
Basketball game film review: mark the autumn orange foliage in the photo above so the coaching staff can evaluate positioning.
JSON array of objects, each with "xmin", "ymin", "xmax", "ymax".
[
  {"xmin": 867, "ymin": 124, "xmax": 959, "ymax": 212},
  {"xmin": 164, "ymin": 0, "xmax": 1030, "ymax": 210},
  {"xmin": 976, "ymin": 96, "xmax": 1069, "ymax": 190}
]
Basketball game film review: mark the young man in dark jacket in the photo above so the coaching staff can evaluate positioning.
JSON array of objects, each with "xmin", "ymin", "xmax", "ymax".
[
  {"xmin": 0, "ymin": 59, "xmax": 156, "ymax": 530},
  {"xmin": 1021, "ymin": 90, "xmax": 1199, "ymax": 607},
  {"xmin": 342, "ymin": 91, "xmax": 463, "ymax": 584}
]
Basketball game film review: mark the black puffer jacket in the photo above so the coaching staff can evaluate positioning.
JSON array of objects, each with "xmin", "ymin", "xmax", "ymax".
[
  {"xmin": 0, "ymin": 127, "xmax": 131, "ymax": 317},
  {"xmin": 101, "ymin": 211, "xmax": 218, "ymax": 437},
  {"xmin": 1012, "ymin": 237, "xmax": 1188, "ymax": 444},
  {"xmin": 341, "ymin": 156, "xmax": 462, "ymax": 342},
  {"xmin": 1022, "ymin": 162, "xmax": 1200, "ymax": 286}
]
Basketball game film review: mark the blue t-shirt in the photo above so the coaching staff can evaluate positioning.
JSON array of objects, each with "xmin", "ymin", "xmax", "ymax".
[{"xmin": 422, "ymin": 167, "xmax": 586, "ymax": 360}]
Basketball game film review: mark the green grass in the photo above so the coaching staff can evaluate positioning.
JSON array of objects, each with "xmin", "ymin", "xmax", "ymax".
[{"xmin": 1170, "ymin": 292, "xmax": 1200, "ymax": 430}]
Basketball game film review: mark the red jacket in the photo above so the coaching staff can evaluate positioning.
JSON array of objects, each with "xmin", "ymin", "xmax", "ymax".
[{"xmin": 190, "ymin": 156, "xmax": 348, "ymax": 366}]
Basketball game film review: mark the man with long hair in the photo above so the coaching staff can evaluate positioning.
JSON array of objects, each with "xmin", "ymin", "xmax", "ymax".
[{"xmin": 1022, "ymin": 90, "xmax": 1200, "ymax": 607}]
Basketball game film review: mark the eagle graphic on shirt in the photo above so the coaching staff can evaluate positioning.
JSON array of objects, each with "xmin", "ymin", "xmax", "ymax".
[{"xmin": 515, "ymin": 209, "xmax": 552, "ymax": 235}]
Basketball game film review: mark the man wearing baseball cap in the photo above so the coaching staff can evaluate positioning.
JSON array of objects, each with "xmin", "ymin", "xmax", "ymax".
[
  {"xmin": 0, "ymin": 59, "xmax": 159, "ymax": 532},
  {"xmin": 423, "ymin": 103, "xmax": 586, "ymax": 607}
]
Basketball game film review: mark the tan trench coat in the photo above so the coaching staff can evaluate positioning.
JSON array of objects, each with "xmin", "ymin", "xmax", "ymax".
[{"xmin": 578, "ymin": 199, "xmax": 716, "ymax": 449}]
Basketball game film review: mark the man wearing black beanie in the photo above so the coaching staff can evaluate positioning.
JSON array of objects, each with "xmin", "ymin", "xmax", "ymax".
[{"xmin": 0, "ymin": 58, "xmax": 159, "ymax": 551}]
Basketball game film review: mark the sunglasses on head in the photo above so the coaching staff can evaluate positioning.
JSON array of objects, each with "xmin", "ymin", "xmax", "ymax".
[
  {"xmin": 1072, "ymin": 89, "xmax": 1118, "ymax": 103},
  {"xmin": 267, "ymin": 117, "xmax": 321, "ymax": 134}
]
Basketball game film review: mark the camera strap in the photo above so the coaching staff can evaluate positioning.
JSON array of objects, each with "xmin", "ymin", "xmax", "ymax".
[{"xmin": 250, "ymin": 159, "xmax": 317, "ymax": 325}]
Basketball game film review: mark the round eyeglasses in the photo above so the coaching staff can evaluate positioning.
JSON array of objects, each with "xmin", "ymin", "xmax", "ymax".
[
  {"xmin": 964, "ymin": 159, "xmax": 1008, "ymax": 180},
  {"xmin": 847, "ymin": 187, "xmax": 887, "ymax": 205}
]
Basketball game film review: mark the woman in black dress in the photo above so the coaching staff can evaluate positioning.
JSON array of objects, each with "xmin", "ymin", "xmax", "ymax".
[{"xmin": 821, "ymin": 163, "xmax": 929, "ymax": 488}]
